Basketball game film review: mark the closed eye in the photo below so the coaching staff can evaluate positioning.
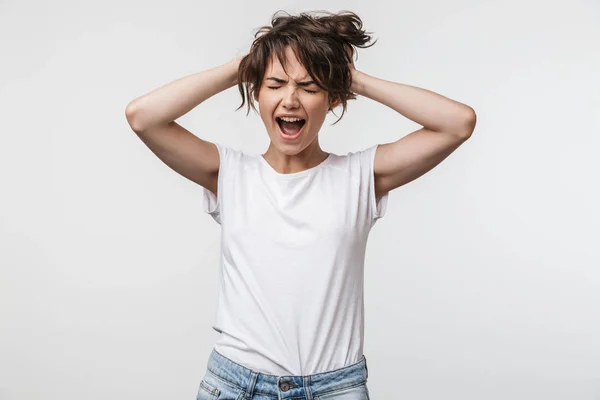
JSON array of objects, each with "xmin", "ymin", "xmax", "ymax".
[{"xmin": 267, "ymin": 86, "xmax": 318, "ymax": 94}]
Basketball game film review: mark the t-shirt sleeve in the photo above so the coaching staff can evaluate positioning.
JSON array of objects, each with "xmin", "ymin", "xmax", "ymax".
[
  {"xmin": 360, "ymin": 144, "xmax": 389, "ymax": 226},
  {"xmin": 201, "ymin": 142, "xmax": 230, "ymax": 225}
]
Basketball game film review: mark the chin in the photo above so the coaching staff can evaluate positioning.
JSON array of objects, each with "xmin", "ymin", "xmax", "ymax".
[{"xmin": 273, "ymin": 143, "xmax": 304, "ymax": 154}]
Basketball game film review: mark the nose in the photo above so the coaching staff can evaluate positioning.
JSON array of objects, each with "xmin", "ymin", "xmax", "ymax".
[{"xmin": 281, "ymin": 86, "xmax": 300, "ymax": 109}]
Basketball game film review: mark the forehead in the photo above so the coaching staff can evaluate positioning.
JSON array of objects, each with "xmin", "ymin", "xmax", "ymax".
[{"xmin": 265, "ymin": 46, "xmax": 309, "ymax": 80}]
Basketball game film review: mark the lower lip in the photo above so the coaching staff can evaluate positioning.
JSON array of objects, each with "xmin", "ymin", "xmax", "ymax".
[{"xmin": 277, "ymin": 121, "xmax": 305, "ymax": 141}]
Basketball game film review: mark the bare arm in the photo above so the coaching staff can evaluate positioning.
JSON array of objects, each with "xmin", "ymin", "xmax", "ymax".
[
  {"xmin": 125, "ymin": 57, "xmax": 241, "ymax": 131},
  {"xmin": 350, "ymin": 69, "xmax": 476, "ymax": 197},
  {"xmin": 125, "ymin": 57, "xmax": 242, "ymax": 194}
]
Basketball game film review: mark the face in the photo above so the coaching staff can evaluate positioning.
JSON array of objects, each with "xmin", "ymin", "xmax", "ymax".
[{"xmin": 255, "ymin": 46, "xmax": 339, "ymax": 156}]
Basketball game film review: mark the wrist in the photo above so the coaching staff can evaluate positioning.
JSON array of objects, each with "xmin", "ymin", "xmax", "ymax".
[
  {"xmin": 350, "ymin": 69, "xmax": 366, "ymax": 95},
  {"xmin": 226, "ymin": 56, "xmax": 242, "ymax": 87}
]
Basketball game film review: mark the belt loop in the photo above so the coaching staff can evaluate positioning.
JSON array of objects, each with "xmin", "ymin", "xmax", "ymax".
[
  {"xmin": 244, "ymin": 370, "xmax": 259, "ymax": 399},
  {"xmin": 303, "ymin": 375, "xmax": 312, "ymax": 400},
  {"xmin": 364, "ymin": 355, "xmax": 368, "ymax": 379}
]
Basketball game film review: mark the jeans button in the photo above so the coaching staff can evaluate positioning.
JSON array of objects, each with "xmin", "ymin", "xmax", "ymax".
[{"xmin": 279, "ymin": 382, "xmax": 290, "ymax": 391}]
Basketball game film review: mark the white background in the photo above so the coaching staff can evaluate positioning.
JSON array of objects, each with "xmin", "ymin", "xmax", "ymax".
[{"xmin": 1, "ymin": 0, "xmax": 599, "ymax": 399}]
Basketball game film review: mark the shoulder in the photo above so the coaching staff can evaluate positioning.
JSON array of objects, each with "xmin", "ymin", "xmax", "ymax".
[{"xmin": 327, "ymin": 145, "xmax": 378, "ymax": 167}]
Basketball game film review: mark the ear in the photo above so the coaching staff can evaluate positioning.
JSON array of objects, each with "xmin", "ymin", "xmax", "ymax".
[{"xmin": 328, "ymin": 96, "xmax": 341, "ymax": 111}]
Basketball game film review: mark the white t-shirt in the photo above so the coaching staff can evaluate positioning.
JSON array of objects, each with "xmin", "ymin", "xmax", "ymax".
[{"xmin": 201, "ymin": 143, "xmax": 389, "ymax": 376}]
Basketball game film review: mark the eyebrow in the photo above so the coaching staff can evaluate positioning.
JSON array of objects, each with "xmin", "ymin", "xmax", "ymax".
[{"xmin": 266, "ymin": 77, "xmax": 317, "ymax": 87}]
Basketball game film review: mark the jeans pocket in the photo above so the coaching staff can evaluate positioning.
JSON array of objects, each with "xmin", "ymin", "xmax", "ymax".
[
  {"xmin": 316, "ymin": 382, "xmax": 370, "ymax": 400},
  {"xmin": 197, "ymin": 371, "xmax": 249, "ymax": 400},
  {"xmin": 197, "ymin": 377, "xmax": 220, "ymax": 400}
]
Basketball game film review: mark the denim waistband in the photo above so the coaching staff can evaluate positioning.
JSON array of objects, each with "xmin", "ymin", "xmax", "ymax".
[{"xmin": 206, "ymin": 349, "xmax": 369, "ymax": 399}]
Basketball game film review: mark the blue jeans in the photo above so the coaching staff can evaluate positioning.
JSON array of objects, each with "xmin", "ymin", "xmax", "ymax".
[{"xmin": 196, "ymin": 349, "xmax": 371, "ymax": 400}]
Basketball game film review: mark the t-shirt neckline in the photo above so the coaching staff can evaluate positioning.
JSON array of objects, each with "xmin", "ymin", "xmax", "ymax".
[{"xmin": 259, "ymin": 153, "xmax": 332, "ymax": 178}]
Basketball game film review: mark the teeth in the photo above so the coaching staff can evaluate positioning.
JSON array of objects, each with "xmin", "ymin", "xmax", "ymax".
[{"xmin": 279, "ymin": 116, "xmax": 304, "ymax": 122}]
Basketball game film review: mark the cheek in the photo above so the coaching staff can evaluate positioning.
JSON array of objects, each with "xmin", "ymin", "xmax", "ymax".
[
  {"xmin": 306, "ymin": 102, "xmax": 328, "ymax": 122},
  {"xmin": 258, "ymin": 98, "xmax": 274, "ymax": 119},
  {"xmin": 262, "ymin": 96, "xmax": 279, "ymax": 112},
  {"xmin": 310, "ymin": 95, "xmax": 330, "ymax": 113}
]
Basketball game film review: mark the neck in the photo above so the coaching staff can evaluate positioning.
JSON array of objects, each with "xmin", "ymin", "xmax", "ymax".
[{"xmin": 262, "ymin": 142, "xmax": 329, "ymax": 174}]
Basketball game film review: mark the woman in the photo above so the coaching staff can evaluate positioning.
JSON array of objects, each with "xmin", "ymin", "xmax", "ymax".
[{"xmin": 125, "ymin": 10, "xmax": 476, "ymax": 400}]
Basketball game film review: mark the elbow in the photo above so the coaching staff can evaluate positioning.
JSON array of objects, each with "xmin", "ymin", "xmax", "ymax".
[
  {"xmin": 457, "ymin": 107, "xmax": 477, "ymax": 139},
  {"xmin": 125, "ymin": 101, "xmax": 145, "ymax": 133}
]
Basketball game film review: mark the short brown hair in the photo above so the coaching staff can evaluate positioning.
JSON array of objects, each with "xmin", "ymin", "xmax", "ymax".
[{"xmin": 236, "ymin": 10, "xmax": 377, "ymax": 124}]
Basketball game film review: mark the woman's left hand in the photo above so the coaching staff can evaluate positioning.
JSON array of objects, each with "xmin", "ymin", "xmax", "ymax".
[
  {"xmin": 347, "ymin": 46, "xmax": 361, "ymax": 93},
  {"xmin": 349, "ymin": 62, "xmax": 363, "ymax": 94}
]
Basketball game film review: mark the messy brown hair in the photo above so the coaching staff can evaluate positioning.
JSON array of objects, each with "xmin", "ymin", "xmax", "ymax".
[{"xmin": 236, "ymin": 10, "xmax": 377, "ymax": 125}]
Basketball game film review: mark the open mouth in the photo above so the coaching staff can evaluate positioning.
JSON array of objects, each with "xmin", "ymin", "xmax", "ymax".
[{"xmin": 276, "ymin": 117, "xmax": 306, "ymax": 137}]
